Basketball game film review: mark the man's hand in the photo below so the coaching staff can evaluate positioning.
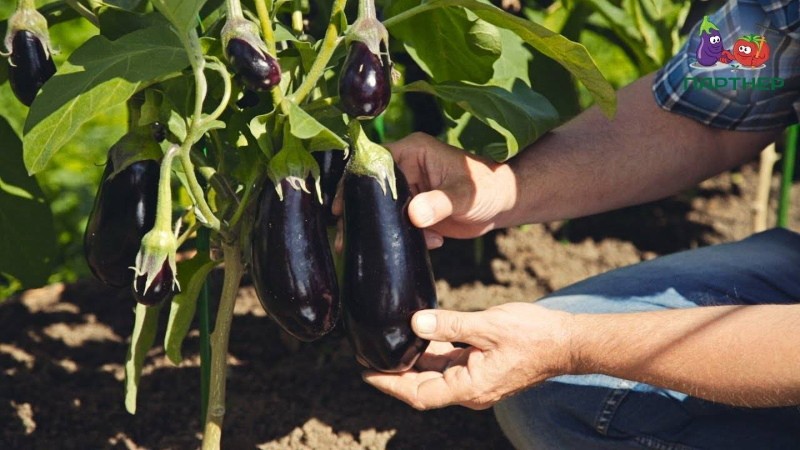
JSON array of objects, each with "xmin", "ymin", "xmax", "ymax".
[
  {"xmin": 362, "ymin": 303, "xmax": 574, "ymax": 410},
  {"xmin": 333, "ymin": 132, "xmax": 516, "ymax": 249}
]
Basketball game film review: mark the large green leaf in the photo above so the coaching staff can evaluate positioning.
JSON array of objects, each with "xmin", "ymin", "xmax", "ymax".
[
  {"xmin": 164, "ymin": 253, "xmax": 216, "ymax": 365},
  {"xmin": 384, "ymin": 0, "xmax": 616, "ymax": 117},
  {"xmin": 387, "ymin": 0, "xmax": 501, "ymax": 83},
  {"xmin": 23, "ymin": 24, "xmax": 189, "ymax": 174},
  {"xmin": 402, "ymin": 79, "xmax": 558, "ymax": 160},
  {"xmin": 151, "ymin": 0, "xmax": 207, "ymax": 35},
  {"xmin": 0, "ymin": 116, "xmax": 56, "ymax": 288},
  {"xmin": 284, "ymin": 101, "xmax": 348, "ymax": 152},
  {"xmin": 124, "ymin": 303, "xmax": 161, "ymax": 414}
]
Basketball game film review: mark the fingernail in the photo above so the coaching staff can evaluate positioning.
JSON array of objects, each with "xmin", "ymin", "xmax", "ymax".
[
  {"xmin": 429, "ymin": 235, "xmax": 444, "ymax": 248},
  {"xmin": 415, "ymin": 313, "xmax": 437, "ymax": 334}
]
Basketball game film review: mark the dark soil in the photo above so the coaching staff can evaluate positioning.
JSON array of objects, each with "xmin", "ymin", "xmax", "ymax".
[{"xmin": 1, "ymin": 162, "xmax": 798, "ymax": 449}]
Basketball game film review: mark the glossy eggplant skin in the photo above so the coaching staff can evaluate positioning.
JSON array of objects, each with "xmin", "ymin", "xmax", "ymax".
[
  {"xmin": 226, "ymin": 38, "xmax": 281, "ymax": 91},
  {"xmin": 8, "ymin": 30, "xmax": 56, "ymax": 106},
  {"xmin": 250, "ymin": 179, "xmax": 340, "ymax": 341},
  {"xmin": 84, "ymin": 159, "xmax": 160, "ymax": 289},
  {"xmin": 342, "ymin": 168, "xmax": 437, "ymax": 372},
  {"xmin": 133, "ymin": 261, "xmax": 177, "ymax": 306},
  {"xmin": 338, "ymin": 42, "xmax": 391, "ymax": 119},
  {"xmin": 313, "ymin": 150, "xmax": 348, "ymax": 226}
]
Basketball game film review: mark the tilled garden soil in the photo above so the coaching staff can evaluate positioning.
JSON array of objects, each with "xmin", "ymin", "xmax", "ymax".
[{"xmin": 1, "ymin": 162, "xmax": 798, "ymax": 449}]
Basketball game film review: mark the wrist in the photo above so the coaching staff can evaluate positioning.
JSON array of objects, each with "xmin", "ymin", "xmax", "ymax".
[
  {"xmin": 566, "ymin": 313, "xmax": 598, "ymax": 376},
  {"xmin": 488, "ymin": 162, "xmax": 518, "ymax": 230}
]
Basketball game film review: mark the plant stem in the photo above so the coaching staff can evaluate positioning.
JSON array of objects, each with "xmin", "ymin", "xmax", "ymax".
[
  {"xmin": 288, "ymin": 0, "xmax": 348, "ymax": 105},
  {"xmin": 358, "ymin": 0, "xmax": 376, "ymax": 21},
  {"xmin": 291, "ymin": 0, "xmax": 304, "ymax": 33},
  {"xmin": 225, "ymin": 0, "xmax": 244, "ymax": 20},
  {"xmin": 201, "ymin": 243, "xmax": 244, "ymax": 450},
  {"xmin": 64, "ymin": 0, "xmax": 99, "ymax": 27},
  {"xmin": 255, "ymin": 0, "xmax": 278, "ymax": 56},
  {"xmin": 154, "ymin": 145, "xmax": 180, "ymax": 231},
  {"xmin": 778, "ymin": 125, "xmax": 798, "ymax": 228},
  {"xmin": 176, "ymin": 29, "xmax": 224, "ymax": 231}
]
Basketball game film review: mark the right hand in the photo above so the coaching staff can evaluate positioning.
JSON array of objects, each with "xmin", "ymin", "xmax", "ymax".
[{"xmin": 334, "ymin": 132, "xmax": 516, "ymax": 248}]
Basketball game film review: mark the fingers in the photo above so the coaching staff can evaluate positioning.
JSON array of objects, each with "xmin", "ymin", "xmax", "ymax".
[
  {"xmin": 412, "ymin": 309, "xmax": 496, "ymax": 349},
  {"xmin": 363, "ymin": 367, "xmax": 474, "ymax": 410},
  {"xmin": 414, "ymin": 342, "xmax": 462, "ymax": 372}
]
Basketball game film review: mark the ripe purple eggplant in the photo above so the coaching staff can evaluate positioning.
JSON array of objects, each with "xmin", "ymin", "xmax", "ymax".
[
  {"xmin": 313, "ymin": 150, "xmax": 348, "ymax": 226},
  {"xmin": 226, "ymin": 38, "xmax": 281, "ymax": 91},
  {"xmin": 696, "ymin": 16, "xmax": 723, "ymax": 66},
  {"xmin": 338, "ymin": 41, "xmax": 391, "ymax": 119},
  {"xmin": 84, "ymin": 159, "xmax": 160, "ymax": 288},
  {"xmin": 133, "ymin": 261, "xmax": 177, "ymax": 306},
  {"xmin": 8, "ymin": 30, "xmax": 56, "ymax": 106},
  {"xmin": 251, "ymin": 178, "xmax": 340, "ymax": 341},
  {"xmin": 342, "ymin": 167, "xmax": 437, "ymax": 372}
]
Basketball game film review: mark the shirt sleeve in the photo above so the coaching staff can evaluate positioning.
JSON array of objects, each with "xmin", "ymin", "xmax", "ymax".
[{"xmin": 652, "ymin": 0, "xmax": 800, "ymax": 131}]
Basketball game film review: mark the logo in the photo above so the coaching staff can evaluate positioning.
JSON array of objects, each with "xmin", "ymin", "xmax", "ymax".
[
  {"xmin": 693, "ymin": 16, "xmax": 771, "ymax": 69},
  {"xmin": 685, "ymin": 15, "xmax": 783, "ymax": 91}
]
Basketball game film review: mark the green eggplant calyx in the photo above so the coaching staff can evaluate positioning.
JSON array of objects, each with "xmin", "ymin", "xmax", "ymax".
[
  {"xmin": 108, "ymin": 129, "xmax": 163, "ymax": 179},
  {"xmin": 347, "ymin": 120, "xmax": 397, "ymax": 200},
  {"xmin": 268, "ymin": 128, "xmax": 323, "ymax": 203},
  {"xmin": 132, "ymin": 227, "xmax": 180, "ymax": 295},
  {"xmin": 346, "ymin": 17, "xmax": 390, "ymax": 66},
  {"xmin": 3, "ymin": 1, "xmax": 53, "ymax": 60},
  {"xmin": 698, "ymin": 15, "xmax": 720, "ymax": 36}
]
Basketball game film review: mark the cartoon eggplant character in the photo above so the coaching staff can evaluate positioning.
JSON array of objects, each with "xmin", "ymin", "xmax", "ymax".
[{"xmin": 696, "ymin": 16, "xmax": 724, "ymax": 66}]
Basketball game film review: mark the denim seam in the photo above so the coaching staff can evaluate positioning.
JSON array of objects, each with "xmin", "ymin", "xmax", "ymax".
[
  {"xmin": 633, "ymin": 435, "xmax": 700, "ymax": 450},
  {"xmin": 593, "ymin": 388, "xmax": 630, "ymax": 435}
]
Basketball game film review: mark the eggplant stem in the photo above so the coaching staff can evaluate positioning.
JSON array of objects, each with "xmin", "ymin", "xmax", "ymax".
[
  {"xmin": 153, "ymin": 145, "xmax": 180, "ymax": 231},
  {"xmin": 289, "ymin": 0, "xmax": 348, "ymax": 105},
  {"xmin": 201, "ymin": 243, "xmax": 244, "ymax": 450},
  {"xmin": 225, "ymin": 0, "xmax": 244, "ymax": 20}
]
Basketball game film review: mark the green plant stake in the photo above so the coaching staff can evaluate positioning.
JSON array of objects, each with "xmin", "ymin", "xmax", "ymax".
[{"xmin": 778, "ymin": 124, "xmax": 798, "ymax": 228}]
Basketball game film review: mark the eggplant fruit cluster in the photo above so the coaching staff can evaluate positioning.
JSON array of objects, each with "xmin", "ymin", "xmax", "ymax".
[
  {"xmin": 341, "ymin": 167, "xmax": 438, "ymax": 372},
  {"xmin": 8, "ymin": 30, "xmax": 56, "ymax": 106},
  {"xmin": 338, "ymin": 42, "xmax": 391, "ymax": 119},
  {"xmin": 250, "ymin": 179, "xmax": 340, "ymax": 341}
]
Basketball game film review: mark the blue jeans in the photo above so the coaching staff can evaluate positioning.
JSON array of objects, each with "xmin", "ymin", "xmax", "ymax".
[{"xmin": 494, "ymin": 228, "xmax": 800, "ymax": 449}]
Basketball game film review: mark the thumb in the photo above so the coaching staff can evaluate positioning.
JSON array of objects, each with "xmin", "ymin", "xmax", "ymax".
[
  {"xmin": 412, "ymin": 309, "xmax": 496, "ymax": 349},
  {"xmin": 407, "ymin": 190, "xmax": 453, "ymax": 228}
]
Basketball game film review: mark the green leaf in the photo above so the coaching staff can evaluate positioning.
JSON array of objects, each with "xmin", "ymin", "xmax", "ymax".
[
  {"xmin": 401, "ymin": 79, "xmax": 559, "ymax": 160},
  {"xmin": 0, "ymin": 116, "xmax": 57, "ymax": 288},
  {"xmin": 387, "ymin": 0, "xmax": 500, "ymax": 83},
  {"xmin": 384, "ymin": 0, "xmax": 616, "ymax": 117},
  {"xmin": 164, "ymin": 253, "xmax": 216, "ymax": 365},
  {"xmin": 284, "ymin": 101, "xmax": 348, "ymax": 152},
  {"xmin": 23, "ymin": 24, "xmax": 189, "ymax": 174},
  {"xmin": 124, "ymin": 303, "xmax": 161, "ymax": 414},
  {"xmin": 151, "ymin": 0, "xmax": 207, "ymax": 36}
]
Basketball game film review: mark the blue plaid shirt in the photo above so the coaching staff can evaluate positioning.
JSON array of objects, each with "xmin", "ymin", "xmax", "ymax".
[{"xmin": 653, "ymin": 0, "xmax": 800, "ymax": 130}]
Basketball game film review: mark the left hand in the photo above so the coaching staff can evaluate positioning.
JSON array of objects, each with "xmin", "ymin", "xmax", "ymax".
[{"xmin": 362, "ymin": 303, "xmax": 575, "ymax": 410}]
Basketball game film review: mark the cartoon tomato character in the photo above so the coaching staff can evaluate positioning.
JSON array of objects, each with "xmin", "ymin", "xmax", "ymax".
[{"xmin": 721, "ymin": 34, "xmax": 770, "ymax": 67}]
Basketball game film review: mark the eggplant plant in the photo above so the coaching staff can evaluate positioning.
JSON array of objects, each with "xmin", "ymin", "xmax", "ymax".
[{"xmin": 0, "ymin": 0, "xmax": 615, "ymax": 447}]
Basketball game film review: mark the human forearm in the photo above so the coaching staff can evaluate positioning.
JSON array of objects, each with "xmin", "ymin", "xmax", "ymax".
[
  {"xmin": 571, "ymin": 304, "xmax": 800, "ymax": 407},
  {"xmin": 499, "ymin": 74, "xmax": 780, "ymax": 226}
]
